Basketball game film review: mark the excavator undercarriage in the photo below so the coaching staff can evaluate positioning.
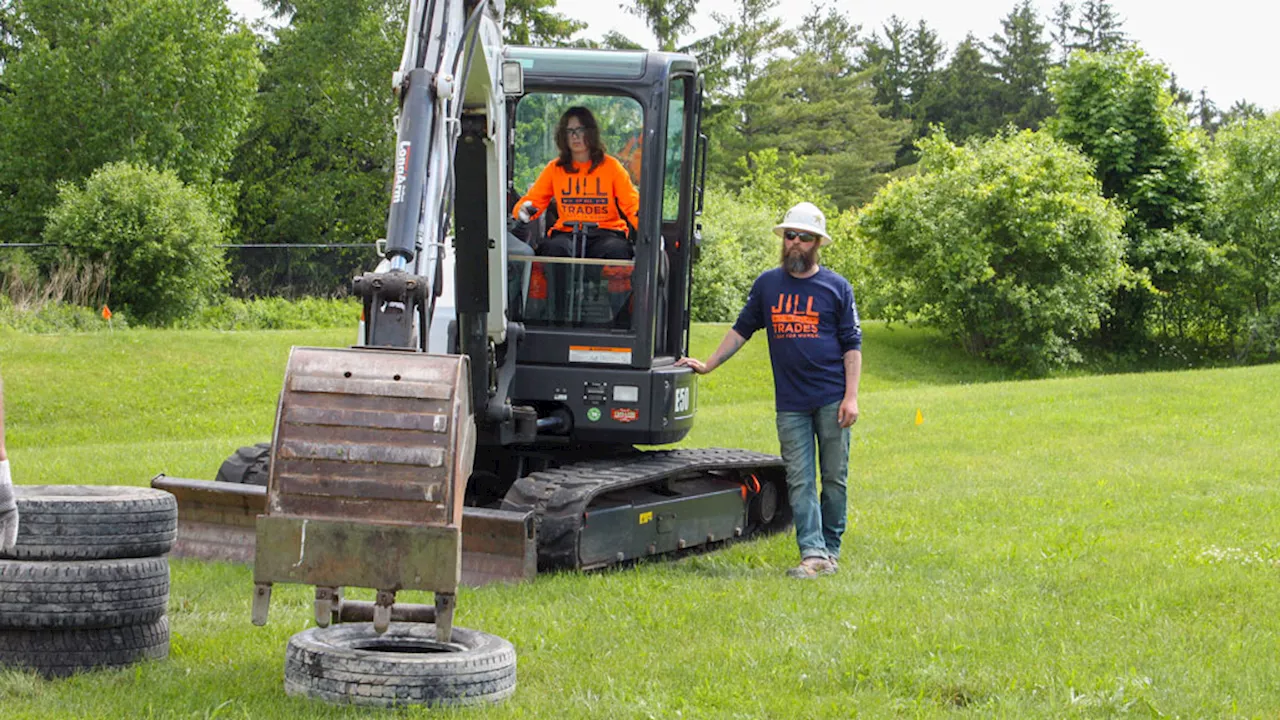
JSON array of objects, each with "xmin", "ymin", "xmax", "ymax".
[{"xmin": 155, "ymin": 428, "xmax": 789, "ymax": 584}]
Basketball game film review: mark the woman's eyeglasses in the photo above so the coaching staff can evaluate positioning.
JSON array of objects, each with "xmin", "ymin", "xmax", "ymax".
[
  {"xmin": 566, "ymin": 127, "xmax": 589, "ymax": 138},
  {"xmin": 784, "ymin": 230, "xmax": 819, "ymax": 243}
]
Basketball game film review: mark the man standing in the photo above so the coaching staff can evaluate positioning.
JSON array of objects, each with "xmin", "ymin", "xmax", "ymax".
[
  {"xmin": 677, "ymin": 202, "xmax": 861, "ymax": 579},
  {"xmin": 0, "ymin": 373, "xmax": 17, "ymax": 553}
]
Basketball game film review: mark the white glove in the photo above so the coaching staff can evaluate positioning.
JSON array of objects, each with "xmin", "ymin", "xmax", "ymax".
[
  {"xmin": 0, "ymin": 460, "xmax": 16, "ymax": 554},
  {"xmin": 517, "ymin": 201, "xmax": 536, "ymax": 223}
]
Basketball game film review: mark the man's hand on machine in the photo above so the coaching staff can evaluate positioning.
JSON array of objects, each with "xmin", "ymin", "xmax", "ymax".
[{"xmin": 517, "ymin": 201, "xmax": 536, "ymax": 223}]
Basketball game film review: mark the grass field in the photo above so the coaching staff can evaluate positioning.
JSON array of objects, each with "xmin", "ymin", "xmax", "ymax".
[{"xmin": 1, "ymin": 323, "xmax": 1278, "ymax": 718}]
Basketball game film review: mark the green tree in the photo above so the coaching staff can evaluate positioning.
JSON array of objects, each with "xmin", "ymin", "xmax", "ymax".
[
  {"xmin": 793, "ymin": 2, "xmax": 859, "ymax": 68},
  {"xmin": 920, "ymin": 35, "xmax": 1002, "ymax": 143},
  {"xmin": 986, "ymin": 0, "xmax": 1054, "ymax": 129},
  {"xmin": 44, "ymin": 162, "xmax": 228, "ymax": 325},
  {"xmin": 1221, "ymin": 100, "xmax": 1265, "ymax": 127},
  {"xmin": 691, "ymin": 186, "xmax": 780, "ymax": 322},
  {"xmin": 857, "ymin": 130, "xmax": 1126, "ymax": 372},
  {"xmin": 1069, "ymin": 0, "xmax": 1127, "ymax": 53},
  {"xmin": 227, "ymin": 0, "xmax": 402, "ymax": 295},
  {"xmin": 1192, "ymin": 88, "xmax": 1220, "ymax": 134},
  {"xmin": 1048, "ymin": 49, "xmax": 1211, "ymax": 346},
  {"xmin": 0, "ymin": 0, "xmax": 260, "ymax": 243},
  {"xmin": 733, "ymin": 148, "xmax": 832, "ymax": 218},
  {"xmin": 622, "ymin": 0, "xmax": 696, "ymax": 51},
  {"xmin": 860, "ymin": 16, "xmax": 942, "ymax": 166},
  {"xmin": 859, "ymin": 16, "xmax": 911, "ymax": 120},
  {"xmin": 597, "ymin": 30, "xmax": 644, "ymax": 50},
  {"xmin": 901, "ymin": 18, "xmax": 945, "ymax": 153},
  {"xmin": 0, "ymin": 0, "xmax": 19, "ymax": 85},
  {"xmin": 1166, "ymin": 72, "xmax": 1194, "ymax": 110},
  {"xmin": 698, "ymin": 0, "xmax": 791, "ymax": 178},
  {"xmin": 745, "ymin": 52, "xmax": 906, "ymax": 209},
  {"xmin": 264, "ymin": 0, "xmax": 588, "ymax": 47},
  {"xmin": 503, "ymin": 0, "xmax": 585, "ymax": 45},
  {"xmin": 905, "ymin": 19, "xmax": 945, "ymax": 115},
  {"xmin": 1049, "ymin": 0, "xmax": 1074, "ymax": 63},
  {"xmin": 710, "ymin": 0, "xmax": 790, "ymax": 94},
  {"xmin": 1049, "ymin": 50, "xmax": 1207, "ymax": 237},
  {"xmin": 1208, "ymin": 114, "xmax": 1280, "ymax": 358}
]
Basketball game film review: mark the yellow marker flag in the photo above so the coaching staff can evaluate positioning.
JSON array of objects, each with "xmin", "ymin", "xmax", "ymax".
[{"xmin": 915, "ymin": 408, "xmax": 923, "ymax": 425}]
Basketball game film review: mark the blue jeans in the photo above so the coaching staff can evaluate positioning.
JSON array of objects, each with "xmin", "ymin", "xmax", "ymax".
[{"xmin": 776, "ymin": 400, "xmax": 850, "ymax": 561}]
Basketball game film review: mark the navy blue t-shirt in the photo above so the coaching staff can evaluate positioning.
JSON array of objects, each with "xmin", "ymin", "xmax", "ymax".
[{"xmin": 732, "ymin": 267, "xmax": 862, "ymax": 413}]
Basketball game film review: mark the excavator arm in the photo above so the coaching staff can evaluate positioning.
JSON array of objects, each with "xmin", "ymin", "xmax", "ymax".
[
  {"xmin": 357, "ymin": 0, "xmax": 532, "ymax": 439},
  {"xmin": 246, "ymin": 0, "xmax": 529, "ymax": 640},
  {"xmin": 362, "ymin": 0, "xmax": 510, "ymax": 348}
]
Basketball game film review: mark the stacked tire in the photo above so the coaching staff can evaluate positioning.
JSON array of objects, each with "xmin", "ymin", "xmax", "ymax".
[{"xmin": 0, "ymin": 486, "xmax": 176, "ymax": 677}]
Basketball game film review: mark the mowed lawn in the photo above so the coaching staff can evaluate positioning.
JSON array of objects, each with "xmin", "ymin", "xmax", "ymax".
[{"xmin": 1, "ymin": 323, "xmax": 1279, "ymax": 718}]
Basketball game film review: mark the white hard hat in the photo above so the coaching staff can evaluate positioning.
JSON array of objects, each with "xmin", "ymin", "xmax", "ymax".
[{"xmin": 773, "ymin": 202, "xmax": 831, "ymax": 246}]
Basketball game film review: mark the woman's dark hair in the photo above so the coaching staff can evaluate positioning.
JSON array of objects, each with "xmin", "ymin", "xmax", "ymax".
[{"xmin": 555, "ymin": 106, "xmax": 606, "ymax": 172}]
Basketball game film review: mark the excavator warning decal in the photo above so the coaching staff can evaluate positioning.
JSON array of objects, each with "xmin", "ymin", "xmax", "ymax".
[
  {"xmin": 639, "ymin": 511, "xmax": 653, "ymax": 525},
  {"xmin": 569, "ymin": 345, "xmax": 631, "ymax": 365},
  {"xmin": 611, "ymin": 407, "xmax": 638, "ymax": 423}
]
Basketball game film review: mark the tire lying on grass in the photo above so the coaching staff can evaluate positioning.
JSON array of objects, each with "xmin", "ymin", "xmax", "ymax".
[
  {"xmin": 285, "ymin": 623, "xmax": 516, "ymax": 707},
  {"xmin": 0, "ymin": 617, "xmax": 169, "ymax": 678},
  {"xmin": 4, "ymin": 486, "xmax": 177, "ymax": 561},
  {"xmin": 0, "ymin": 557, "xmax": 169, "ymax": 629}
]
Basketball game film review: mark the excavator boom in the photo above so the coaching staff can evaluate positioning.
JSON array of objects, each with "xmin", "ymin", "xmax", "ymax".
[{"xmin": 238, "ymin": 0, "xmax": 529, "ymax": 633}]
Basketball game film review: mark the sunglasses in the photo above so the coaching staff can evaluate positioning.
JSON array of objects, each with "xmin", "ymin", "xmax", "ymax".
[
  {"xmin": 784, "ymin": 230, "xmax": 819, "ymax": 243},
  {"xmin": 566, "ymin": 126, "xmax": 589, "ymax": 137}
]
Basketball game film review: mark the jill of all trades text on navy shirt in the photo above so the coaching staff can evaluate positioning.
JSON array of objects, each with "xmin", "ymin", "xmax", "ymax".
[{"xmin": 732, "ymin": 267, "xmax": 862, "ymax": 413}]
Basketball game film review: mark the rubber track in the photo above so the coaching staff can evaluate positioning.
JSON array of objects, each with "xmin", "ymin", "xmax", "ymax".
[{"xmin": 501, "ymin": 448, "xmax": 784, "ymax": 570}]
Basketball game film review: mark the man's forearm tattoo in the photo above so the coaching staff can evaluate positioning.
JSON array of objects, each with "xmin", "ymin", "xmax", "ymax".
[{"xmin": 712, "ymin": 334, "xmax": 744, "ymax": 367}]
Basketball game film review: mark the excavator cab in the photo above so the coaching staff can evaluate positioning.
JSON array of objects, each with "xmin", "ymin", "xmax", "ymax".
[
  {"xmin": 509, "ymin": 90, "xmax": 643, "ymax": 331},
  {"xmin": 451, "ymin": 49, "xmax": 787, "ymax": 572},
  {"xmin": 496, "ymin": 47, "xmax": 707, "ymax": 448}
]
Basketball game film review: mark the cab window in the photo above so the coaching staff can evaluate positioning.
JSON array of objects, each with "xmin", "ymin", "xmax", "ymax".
[
  {"xmin": 509, "ymin": 93, "xmax": 644, "ymax": 332},
  {"xmin": 513, "ymin": 93, "xmax": 644, "ymax": 190},
  {"xmin": 662, "ymin": 77, "xmax": 688, "ymax": 222}
]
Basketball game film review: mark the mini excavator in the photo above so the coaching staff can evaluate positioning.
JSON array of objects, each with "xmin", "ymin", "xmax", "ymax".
[{"xmin": 153, "ymin": 0, "xmax": 790, "ymax": 632}]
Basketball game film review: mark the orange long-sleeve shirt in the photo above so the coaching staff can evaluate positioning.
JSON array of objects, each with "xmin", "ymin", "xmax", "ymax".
[{"xmin": 513, "ymin": 156, "xmax": 639, "ymax": 235}]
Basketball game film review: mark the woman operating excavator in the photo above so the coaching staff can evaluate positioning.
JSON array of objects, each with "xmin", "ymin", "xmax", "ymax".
[{"xmin": 512, "ymin": 106, "xmax": 640, "ymax": 261}]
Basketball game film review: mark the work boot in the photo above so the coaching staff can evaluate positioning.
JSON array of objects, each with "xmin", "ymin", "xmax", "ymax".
[{"xmin": 786, "ymin": 557, "xmax": 836, "ymax": 579}]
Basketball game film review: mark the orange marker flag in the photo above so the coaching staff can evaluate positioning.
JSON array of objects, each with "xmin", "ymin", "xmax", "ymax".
[
  {"xmin": 915, "ymin": 408, "xmax": 923, "ymax": 425},
  {"xmin": 101, "ymin": 305, "xmax": 112, "ymax": 321}
]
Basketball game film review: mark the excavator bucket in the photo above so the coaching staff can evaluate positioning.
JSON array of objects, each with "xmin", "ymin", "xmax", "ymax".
[{"xmin": 152, "ymin": 347, "xmax": 537, "ymax": 586}]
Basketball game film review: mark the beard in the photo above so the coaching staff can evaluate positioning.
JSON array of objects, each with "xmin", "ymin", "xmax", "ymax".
[{"xmin": 780, "ymin": 243, "xmax": 819, "ymax": 274}]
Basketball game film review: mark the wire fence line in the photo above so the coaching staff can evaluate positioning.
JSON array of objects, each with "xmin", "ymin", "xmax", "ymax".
[
  {"xmin": 1, "ymin": 243, "xmax": 380, "ymax": 297},
  {"xmin": 0, "ymin": 243, "xmax": 376, "ymax": 249}
]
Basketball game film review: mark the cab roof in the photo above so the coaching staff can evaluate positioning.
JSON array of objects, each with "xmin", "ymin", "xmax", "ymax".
[{"xmin": 506, "ymin": 46, "xmax": 696, "ymax": 83}]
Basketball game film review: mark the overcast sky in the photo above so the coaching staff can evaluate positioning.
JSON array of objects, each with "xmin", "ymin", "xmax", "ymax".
[{"xmin": 227, "ymin": 0, "xmax": 1279, "ymax": 111}]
